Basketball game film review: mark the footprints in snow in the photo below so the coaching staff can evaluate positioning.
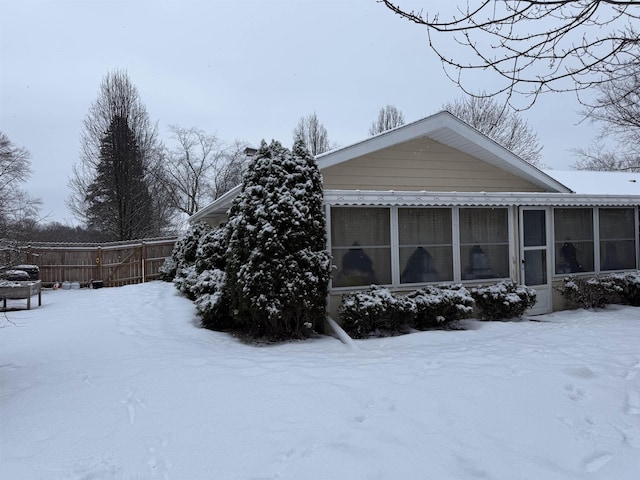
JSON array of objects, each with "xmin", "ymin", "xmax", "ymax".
[
  {"xmin": 353, "ymin": 397, "xmax": 396, "ymax": 425},
  {"xmin": 147, "ymin": 436, "xmax": 173, "ymax": 480},
  {"xmin": 624, "ymin": 358, "xmax": 640, "ymax": 416},
  {"xmin": 564, "ymin": 384, "xmax": 588, "ymax": 402},
  {"xmin": 626, "ymin": 390, "xmax": 640, "ymax": 416},
  {"xmin": 558, "ymin": 357, "xmax": 640, "ymax": 473},
  {"xmin": 625, "ymin": 359, "xmax": 640, "ymax": 380},
  {"xmin": 121, "ymin": 389, "xmax": 147, "ymax": 425},
  {"xmin": 584, "ymin": 452, "xmax": 614, "ymax": 473}
]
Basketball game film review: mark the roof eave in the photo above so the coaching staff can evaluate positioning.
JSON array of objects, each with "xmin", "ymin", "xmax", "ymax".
[{"xmin": 189, "ymin": 184, "xmax": 242, "ymax": 224}]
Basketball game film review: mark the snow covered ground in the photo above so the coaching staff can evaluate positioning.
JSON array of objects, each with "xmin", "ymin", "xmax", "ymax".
[{"xmin": 1, "ymin": 281, "xmax": 639, "ymax": 480}]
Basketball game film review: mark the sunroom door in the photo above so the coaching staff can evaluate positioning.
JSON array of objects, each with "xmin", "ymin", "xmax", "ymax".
[{"xmin": 519, "ymin": 207, "xmax": 552, "ymax": 315}]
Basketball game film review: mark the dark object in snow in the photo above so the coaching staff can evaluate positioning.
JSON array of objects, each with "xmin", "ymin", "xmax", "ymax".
[
  {"xmin": 401, "ymin": 247, "xmax": 439, "ymax": 283},
  {"xmin": 89, "ymin": 279, "xmax": 104, "ymax": 289},
  {"xmin": 336, "ymin": 242, "xmax": 378, "ymax": 286}
]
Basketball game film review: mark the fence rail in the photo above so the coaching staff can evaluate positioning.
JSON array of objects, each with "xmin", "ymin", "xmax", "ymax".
[{"xmin": 5, "ymin": 238, "xmax": 177, "ymax": 287}]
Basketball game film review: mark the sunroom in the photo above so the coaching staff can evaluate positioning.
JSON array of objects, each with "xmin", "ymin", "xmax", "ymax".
[{"xmin": 324, "ymin": 193, "xmax": 639, "ymax": 317}]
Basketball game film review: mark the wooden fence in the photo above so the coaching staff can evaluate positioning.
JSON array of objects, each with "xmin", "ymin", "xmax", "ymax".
[{"xmin": 11, "ymin": 238, "xmax": 177, "ymax": 287}]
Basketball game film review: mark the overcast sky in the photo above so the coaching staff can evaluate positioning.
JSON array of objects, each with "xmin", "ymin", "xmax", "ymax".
[{"xmin": 1, "ymin": 0, "xmax": 598, "ymax": 225}]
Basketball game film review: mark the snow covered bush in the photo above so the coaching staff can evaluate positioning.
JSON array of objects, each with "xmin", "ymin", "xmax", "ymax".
[
  {"xmin": 339, "ymin": 286, "xmax": 413, "ymax": 338},
  {"xmin": 609, "ymin": 271, "xmax": 640, "ymax": 306},
  {"xmin": 225, "ymin": 139, "xmax": 331, "ymax": 341},
  {"xmin": 193, "ymin": 269, "xmax": 232, "ymax": 330},
  {"xmin": 192, "ymin": 225, "xmax": 232, "ymax": 330},
  {"xmin": 158, "ymin": 256, "xmax": 177, "ymax": 282},
  {"xmin": 170, "ymin": 221, "xmax": 212, "ymax": 299},
  {"xmin": 471, "ymin": 281, "xmax": 536, "ymax": 320},
  {"xmin": 339, "ymin": 284, "xmax": 475, "ymax": 337},
  {"xmin": 173, "ymin": 221, "xmax": 213, "ymax": 269},
  {"xmin": 173, "ymin": 264, "xmax": 199, "ymax": 300},
  {"xmin": 406, "ymin": 284, "xmax": 474, "ymax": 329},
  {"xmin": 559, "ymin": 275, "xmax": 622, "ymax": 309},
  {"xmin": 195, "ymin": 224, "xmax": 230, "ymax": 273}
]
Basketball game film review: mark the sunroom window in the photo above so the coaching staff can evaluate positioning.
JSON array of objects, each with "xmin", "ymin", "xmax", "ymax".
[
  {"xmin": 398, "ymin": 208, "xmax": 453, "ymax": 283},
  {"xmin": 330, "ymin": 207, "xmax": 391, "ymax": 287},
  {"xmin": 459, "ymin": 208, "xmax": 509, "ymax": 280},
  {"xmin": 554, "ymin": 208, "xmax": 594, "ymax": 274},
  {"xmin": 599, "ymin": 208, "xmax": 636, "ymax": 271}
]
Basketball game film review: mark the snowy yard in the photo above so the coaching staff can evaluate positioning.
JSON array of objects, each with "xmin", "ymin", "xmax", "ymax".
[{"xmin": 1, "ymin": 281, "xmax": 639, "ymax": 480}]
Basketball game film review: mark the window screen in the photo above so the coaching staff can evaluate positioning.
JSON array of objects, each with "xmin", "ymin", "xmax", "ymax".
[
  {"xmin": 459, "ymin": 208, "xmax": 509, "ymax": 280},
  {"xmin": 330, "ymin": 207, "xmax": 391, "ymax": 287},
  {"xmin": 554, "ymin": 208, "xmax": 594, "ymax": 274},
  {"xmin": 599, "ymin": 208, "xmax": 636, "ymax": 271},
  {"xmin": 398, "ymin": 208, "xmax": 453, "ymax": 283}
]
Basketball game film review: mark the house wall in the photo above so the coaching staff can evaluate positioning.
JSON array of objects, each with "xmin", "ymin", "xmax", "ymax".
[{"xmin": 322, "ymin": 137, "xmax": 547, "ymax": 192}]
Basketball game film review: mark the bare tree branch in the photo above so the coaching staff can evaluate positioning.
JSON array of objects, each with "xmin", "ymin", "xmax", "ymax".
[
  {"xmin": 0, "ymin": 132, "xmax": 41, "ymax": 238},
  {"xmin": 444, "ymin": 94, "xmax": 543, "ymax": 165},
  {"xmin": 159, "ymin": 126, "xmax": 248, "ymax": 216},
  {"xmin": 369, "ymin": 105, "xmax": 406, "ymax": 135},
  {"xmin": 381, "ymin": 1, "xmax": 640, "ymax": 109}
]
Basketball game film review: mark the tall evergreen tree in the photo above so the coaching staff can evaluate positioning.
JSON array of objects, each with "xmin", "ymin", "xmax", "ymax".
[
  {"xmin": 68, "ymin": 70, "xmax": 171, "ymax": 234},
  {"xmin": 225, "ymin": 139, "xmax": 331, "ymax": 340},
  {"xmin": 85, "ymin": 115, "xmax": 154, "ymax": 240}
]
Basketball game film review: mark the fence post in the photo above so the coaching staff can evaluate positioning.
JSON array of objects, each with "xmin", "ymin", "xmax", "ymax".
[
  {"xmin": 141, "ymin": 241, "xmax": 147, "ymax": 283},
  {"xmin": 96, "ymin": 246, "xmax": 103, "ymax": 283}
]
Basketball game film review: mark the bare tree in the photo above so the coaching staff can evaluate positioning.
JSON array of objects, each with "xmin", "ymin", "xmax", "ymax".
[
  {"xmin": 213, "ymin": 139, "xmax": 247, "ymax": 198},
  {"xmin": 444, "ymin": 95, "xmax": 543, "ymax": 166},
  {"xmin": 0, "ymin": 132, "xmax": 41, "ymax": 238},
  {"xmin": 292, "ymin": 112, "xmax": 334, "ymax": 156},
  {"xmin": 160, "ymin": 126, "xmax": 248, "ymax": 217},
  {"xmin": 573, "ymin": 63, "xmax": 640, "ymax": 171},
  {"xmin": 369, "ymin": 105, "xmax": 406, "ymax": 135},
  {"xmin": 584, "ymin": 63, "xmax": 640, "ymax": 139},
  {"xmin": 381, "ymin": 1, "xmax": 640, "ymax": 109},
  {"xmin": 572, "ymin": 141, "xmax": 640, "ymax": 171},
  {"xmin": 68, "ymin": 70, "xmax": 169, "ymax": 237}
]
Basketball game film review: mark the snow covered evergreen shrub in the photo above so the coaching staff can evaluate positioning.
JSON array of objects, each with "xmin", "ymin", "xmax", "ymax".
[
  {"xmin": 339, "ymin": 286, "xmax": 412, "ymax": 338},
  {"xmin": 225, "ymin": 139, "xmax": 331, "ymax": 340},
  {"xmin": 192, "ymin": 225, "xmax": 232, "ymax": 330},
  {"xmin": 193, "ymin": 269, "xmax": 232, "ymax": 330},
  {"xmin": 173, "ymin": 264, "xmax": 199, "ymax": 300},
  {"xmin": 195, "ymin": 225, "xmax": 230, "ymax": 273},
  {"xmin": 171, "ymin": 221, "xmax": 212, "ymax": 299},
  {"xmin": 609, "ymin": 271, "xmax": 640, "ymax": 306},
  {"xmin": 471, "ymin": 281, "xmax": 537, "ymax": 320},
  {"xmin": 173, "ymin": 221, "xmax": 213, "ymax": 268},
  {"xmin": 158, "ymin": 256, "xmax": 177, "ymax": 282},
  {"xmin": 559, "ymin": 275, "xmax": 622, "ymax": 309},
  {"xmin": 406, "ymin": 284, "xmax": 474, "ymax": 329}
]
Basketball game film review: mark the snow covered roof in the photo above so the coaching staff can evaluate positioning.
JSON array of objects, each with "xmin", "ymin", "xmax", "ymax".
[
  {"xmin": 543, "ymin": 169, "xmax": 640, "ymax": 195},
  {"xmin": 192, "ymin": 113, "xmax": 640, "ymax": 225}
]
